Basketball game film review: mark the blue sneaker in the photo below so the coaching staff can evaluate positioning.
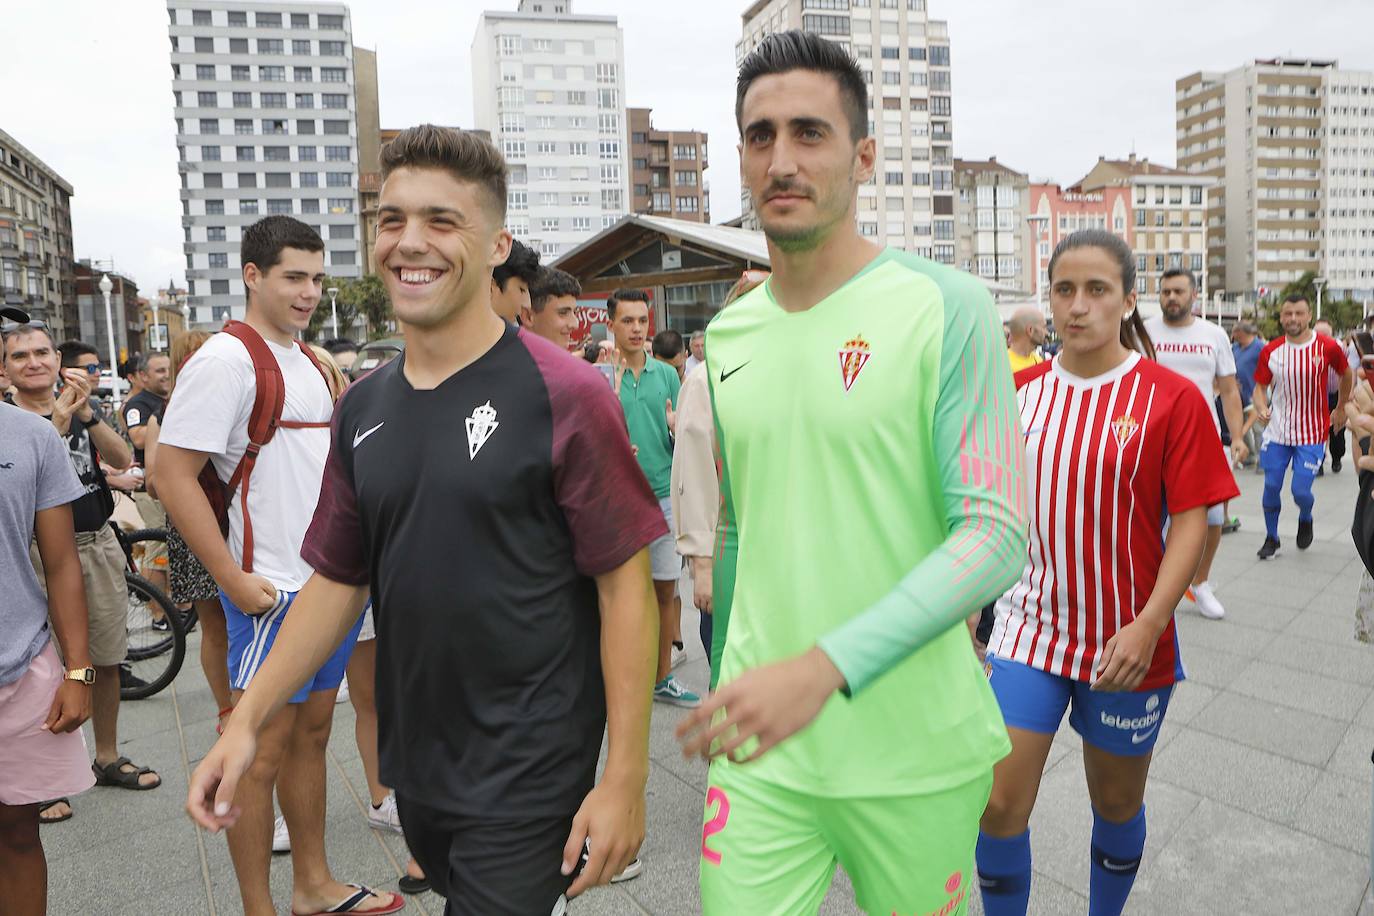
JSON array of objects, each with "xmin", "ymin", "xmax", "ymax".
[{"xmin": 653, "ymin": 674, "xmax": 701, "ymax": 708}]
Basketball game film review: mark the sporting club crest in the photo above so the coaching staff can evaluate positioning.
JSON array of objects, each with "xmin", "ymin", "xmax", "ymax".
[
  {"xmin": 465, "ymin": 400, "xmax": 499, "ymax": 460},
  {"xmin": 1110, "ymin": 414, "xmax": 1139, "ymax": 449},
  {"xmin": 838, "ymin": 335, "xmax": 872, "ymax": 393}
]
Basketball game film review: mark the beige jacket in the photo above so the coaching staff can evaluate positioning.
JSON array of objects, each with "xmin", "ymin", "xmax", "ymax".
[{"xmin": 670, "ymin": 362, "xmax": 718, "ymax": 559}]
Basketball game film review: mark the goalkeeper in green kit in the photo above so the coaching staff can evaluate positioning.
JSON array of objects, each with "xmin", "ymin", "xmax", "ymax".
[{"xmin": 676, "ymin": 31, "xmax": 1027, "ymax": 915}]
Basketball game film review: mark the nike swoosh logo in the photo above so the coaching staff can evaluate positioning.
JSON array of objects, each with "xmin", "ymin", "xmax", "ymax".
[
  {"xmin": 1130, "ymin": 723, "xmax": 1160, "ymax": 744},
  {"xmin": 720, "ymin": 362, "xmax": 750, "ymax": 382},
  {"xmin": 1099, "ymin": 857, "xmax": 1139, "ymax": 873},
  {"xmin": 353, "ymin": 421, "xmax": 384, "ymax": 448}
]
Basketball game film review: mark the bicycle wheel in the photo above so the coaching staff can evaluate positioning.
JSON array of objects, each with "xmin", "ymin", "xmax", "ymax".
[
  {"xmin": 124, "ymin": 527, "xmax": 198, "ymax": 632},
  {"xmin": 121, "ymin": 571, "xmax": 186, "ymax": 701}
]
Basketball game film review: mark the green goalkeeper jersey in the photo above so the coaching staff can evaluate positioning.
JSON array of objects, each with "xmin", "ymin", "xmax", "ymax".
[{"xmin": 705, "ymin": 248, "xmax": 1025, "ymax": 797}]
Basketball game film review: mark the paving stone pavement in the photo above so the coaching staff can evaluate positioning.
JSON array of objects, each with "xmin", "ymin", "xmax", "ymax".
[{"xmin": 41, "ymin": 465, "xmax": 1374, "ymax": 914}]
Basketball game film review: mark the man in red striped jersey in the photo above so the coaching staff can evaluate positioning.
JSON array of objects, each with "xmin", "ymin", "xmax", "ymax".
[{"xmin": 1252, "ymin": 293, "xmax": 1352, "ymax": 558}]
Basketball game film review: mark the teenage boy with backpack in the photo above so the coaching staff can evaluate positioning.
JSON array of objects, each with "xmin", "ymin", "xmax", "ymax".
[{"xmin": 157, "ymin": 216, "xmax": 398, "ymax": 916}]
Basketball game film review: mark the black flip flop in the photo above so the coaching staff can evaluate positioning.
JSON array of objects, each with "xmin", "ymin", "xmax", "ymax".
[
  {"xmin": 38, "ymin": 798, "xmax": 72, "ymax": 824},
  {"xmin": 398, "ymin": 874, "xmax": 430, "ymax": 895}
]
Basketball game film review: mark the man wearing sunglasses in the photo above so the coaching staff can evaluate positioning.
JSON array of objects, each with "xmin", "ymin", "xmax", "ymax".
[
  {"xmin": 121, "ymin": 351, "xmax": 173, "ymax": 601},
  {"xmin": 3, "ymin": 321, "xmax": 163, "ymax": 825}
]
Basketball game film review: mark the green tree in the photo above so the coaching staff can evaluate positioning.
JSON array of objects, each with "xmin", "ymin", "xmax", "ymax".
[
  {"xmin": 306, "ymin": 275, "xmax": 363, "ymax": 342},
  {"xmin": 346, "ymin": 273, "xmax": 393, "ymax": 341}
]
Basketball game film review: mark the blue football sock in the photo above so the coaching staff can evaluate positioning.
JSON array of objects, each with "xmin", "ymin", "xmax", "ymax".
[
  {"xmin": 976, "ymin": 829, "xmax": 1031, "ymax": 916},
  {"xmin": 1089, "ymin": 806, "xmax": 1146, "ymax": 916}
]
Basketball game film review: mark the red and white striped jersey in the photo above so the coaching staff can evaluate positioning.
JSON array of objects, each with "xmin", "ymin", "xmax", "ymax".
[
  {"xmin": 990, "ymin": 353, "xmax": 1240, "ymax": 689},
  {"xmin": 1254, "ymin": 333, "xmax": 1349, "ymax": 446}
]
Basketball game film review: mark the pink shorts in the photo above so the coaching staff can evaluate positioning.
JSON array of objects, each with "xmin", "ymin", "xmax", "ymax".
[{"xmin": 0, "ymin": 641, "xmax": 94, "ymax": 806}]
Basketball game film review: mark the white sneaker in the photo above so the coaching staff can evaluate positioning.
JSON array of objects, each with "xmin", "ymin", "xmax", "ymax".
[
  {"xmin": 610, "ymin": 857, "xmax": 644, "ymax": 883},
  {"xmin": 272, "ymin": 815, "xmax": 290, "ymax": 853},
  {"xmin": 670, "ymin": 644, "xmax": 687, "ymax": 669},
  {"xmin": 367, "ymin": 794, "xmax": 404, "ymax": 834},
  {"xmin": 1191, "ymin": 581, "xmax": 1226, "ymax": 620},
  {"xmin": 335, "ymin": 678, "xmax": 350, "ymax": 704}
]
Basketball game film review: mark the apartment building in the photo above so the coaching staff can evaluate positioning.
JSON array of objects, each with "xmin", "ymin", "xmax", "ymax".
[
  {"xmin": 1177, "ymin": 58, "xmax": 1374, "ymax": 299},
  {"xmin": 628, "ymin": 108, "xmax": 709, "ymax": 223},
  {"xmin": 953, "ymin": 157, "xmax": 1028, "ymax": 292},
  {"xmin": 0, "ymin": 129, "xmax": 77, "ymax": 337},
  {"xmin": 737, "ymin": 0, "xmax": 955, "ymax": 260},
  {"xmin": 471, "ymin": 0, "xmax": 630, "ymax": 261},
  {"xmin": 1076, "ymin": 154, "xmax": 1213, "ymax": 298},
  {"xmin": 168, "ymin": 1, "xmax": 375, "ymax": 326}
]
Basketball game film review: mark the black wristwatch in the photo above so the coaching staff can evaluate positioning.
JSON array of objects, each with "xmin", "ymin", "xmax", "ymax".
[{"xmin": 82, "ymin": 413, "xmax": 100, "ymax": 429}]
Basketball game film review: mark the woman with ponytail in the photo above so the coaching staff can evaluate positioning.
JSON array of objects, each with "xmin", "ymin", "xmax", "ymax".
[{"xmin": 975, "ymin": 230, "xmax": 1236, "ymax": 916}]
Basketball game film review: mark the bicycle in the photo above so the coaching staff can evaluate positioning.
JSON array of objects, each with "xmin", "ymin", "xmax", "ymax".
[
  {"xmin": 111, "ymin": 524, "xmax": 186, "ymax": 700},
  {"xmin": 122, "ymin": 527, "xmax": 200, "ymax": 633}
]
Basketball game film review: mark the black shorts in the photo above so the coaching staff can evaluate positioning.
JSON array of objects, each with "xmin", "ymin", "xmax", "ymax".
[{"xmin": 396, "ymin": 795, "xmax": 575, "ymax": 916}]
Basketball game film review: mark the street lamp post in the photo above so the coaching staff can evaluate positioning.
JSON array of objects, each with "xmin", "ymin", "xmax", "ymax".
[
  {"xmin": 1314, "ymin": 276, "xmax": 1328, "ymax": 323},
  {"xmin": 1026, "ymin": 215, "xmax": 1050, "ymax": 318},
  {"xmin": 327, "ymin": 286, "xmax": 340, "ymax": 339},
  {"xmin": 98, "ymin": 273, "xmax": 121, "ymax": 411}
]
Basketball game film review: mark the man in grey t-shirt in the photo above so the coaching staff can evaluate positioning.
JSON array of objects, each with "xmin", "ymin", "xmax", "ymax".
[{"xmin": 0, "ymin": 305, "xmax": 98, "ymax": 914}]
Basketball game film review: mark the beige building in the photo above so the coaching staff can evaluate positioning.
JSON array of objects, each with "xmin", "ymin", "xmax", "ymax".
[
  {"xmin": 954, "ymin": 157, "xmax": 1029, "ymax": 292},
  {"xmin": 1075, "ymin": 155, "xmax": 1213, "ymax": 299},
  {"xmin": 737, "ymin": 0, "xmax": 956, "ymax": 261},
  {"xmin": 0, "ymin": 128, "xmax": 77, "ymax": 337},
  {"xmin": 1177, "ymin": 58, "xmax": 1374, "ymax": 300},
  {"xmin": 143, "ymin": 284, "xmax": 190, "ymax": 351},
  {"xmin": 628, "ymin": 108, "xmax": 709, "ymax": 223}
]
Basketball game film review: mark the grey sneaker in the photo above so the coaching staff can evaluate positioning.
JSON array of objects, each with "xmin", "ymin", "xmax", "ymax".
[{"xmin": 653, "ymin": 674, "xmax": 701, "ymax": 708}]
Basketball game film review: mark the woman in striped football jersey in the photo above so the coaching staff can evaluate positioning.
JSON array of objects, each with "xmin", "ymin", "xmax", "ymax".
[{"xmin": 975, "ymin": 230, "xmax": 1239, "ymax": 916}]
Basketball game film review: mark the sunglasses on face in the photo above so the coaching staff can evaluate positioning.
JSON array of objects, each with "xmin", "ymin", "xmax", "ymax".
[{"xmin": 80, "ymin": 362, "xmax": 101, "ymax": 375}]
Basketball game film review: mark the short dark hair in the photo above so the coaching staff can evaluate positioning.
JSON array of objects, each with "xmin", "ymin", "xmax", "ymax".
[
  {"xmin": 381, "ymin": 124, "xmax": 508, "ymax": 222},
  {"xmin": 57, "ymin": 339, "xmax": 98, "ymax": 368},
  {"xmin": 1283, "ymin": 292, "xmax": 1310, "ymax": 307},
  {"xmin": 607, "ymin": 287, "xmax": 649, "ymax": 320},
  {"xmin": 322, "ymin": 338, "xmax": 358, "ymax": 356},
  {"xmin": 493, "ymin": 239, "xmax": 541, "ymax": 292},
  {"xmin": 736, "ymin": 30, "xmax": 868, "ymax": 142},
  {"xmin": 582, "ymin": 340, "xmax": 600, "ymax": 364},
  {"xmin": 240, "ymin": 216, "xmax": 324, "ymax": 282},
  {"xmin": 1160, "ymin": 267, "xmax": 1196, "ymax": 289},
  {"xmin": 529, "ymin": 266, "xmax": 582, "ymax": 313},
  {"xmin": 652, "ymin": 329, "xmax": 685, "ymax": 360}
]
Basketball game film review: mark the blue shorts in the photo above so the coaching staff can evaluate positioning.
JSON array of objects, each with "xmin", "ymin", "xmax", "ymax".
[
  {"xmin": 985, "ymin": 655, "xmax": 1174, "ymax": 756},
  {"xmin": 222, "ymin": 589, "xmax": 365, "ymax": 704}
]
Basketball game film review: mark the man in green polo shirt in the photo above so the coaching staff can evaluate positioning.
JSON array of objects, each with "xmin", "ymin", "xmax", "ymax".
[
  {"xmin": 608, "ymin": 288, "xmax": 698, "ymax": 708},
  {"xmin": 675, "ymin": 31, "xmax": 1026, "ymax": 915}
]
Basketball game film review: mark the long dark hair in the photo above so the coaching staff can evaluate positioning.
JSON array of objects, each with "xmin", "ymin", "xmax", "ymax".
[{"xmin": 1047, "ymin": 229, "xmax": 1155, "ymax": 361}]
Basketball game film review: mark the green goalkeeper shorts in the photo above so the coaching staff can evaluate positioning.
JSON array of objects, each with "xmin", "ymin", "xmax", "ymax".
[{"xmin": 699, "ymin": 760, "xmax": 990, "ymax": 915}]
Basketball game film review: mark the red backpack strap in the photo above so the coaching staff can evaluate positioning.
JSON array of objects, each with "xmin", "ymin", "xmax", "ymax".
[{"xmin": 220, "ymin": 320, "xmax": 286, "ymax": 573}]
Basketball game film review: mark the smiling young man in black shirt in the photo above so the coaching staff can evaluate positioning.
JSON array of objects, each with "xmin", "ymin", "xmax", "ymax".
[{"xmin": 187, "ymin": 126, "xmax": 664, "ymax": 915}]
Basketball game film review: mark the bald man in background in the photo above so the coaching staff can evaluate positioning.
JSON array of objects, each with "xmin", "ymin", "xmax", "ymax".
[{"xmin": 1006, "ymin": 307, "xmax": 1048, "ymax": 374}]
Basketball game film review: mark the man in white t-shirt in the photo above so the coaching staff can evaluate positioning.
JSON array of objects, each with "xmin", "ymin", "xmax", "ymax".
[
  {"xmin": 1144, "ymin": 268, "xmax": 1245, "ymax": 621},
  {"xmin": 157, "ymin": 217, "xmax": 395, "ymax": 916}
]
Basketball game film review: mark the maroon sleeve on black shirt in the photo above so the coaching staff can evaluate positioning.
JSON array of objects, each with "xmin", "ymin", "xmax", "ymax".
[
  {"xmin": 301, "ymin": 387, "xmax": 369, "ymax": 585},
  {"xmin": 521, "ymin": 330, "xmax": 668, "ymax": 577}
]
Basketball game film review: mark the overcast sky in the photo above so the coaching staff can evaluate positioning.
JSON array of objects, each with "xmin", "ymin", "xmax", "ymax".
[{"xmin": 5, "ymin": 0, "xmax": 1371, "ymax": 295}]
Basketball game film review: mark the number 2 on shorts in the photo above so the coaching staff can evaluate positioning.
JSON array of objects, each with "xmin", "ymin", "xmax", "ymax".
[{"xmin": 700, "ymin": 787, "xmax": 730, "ymax": 866}]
